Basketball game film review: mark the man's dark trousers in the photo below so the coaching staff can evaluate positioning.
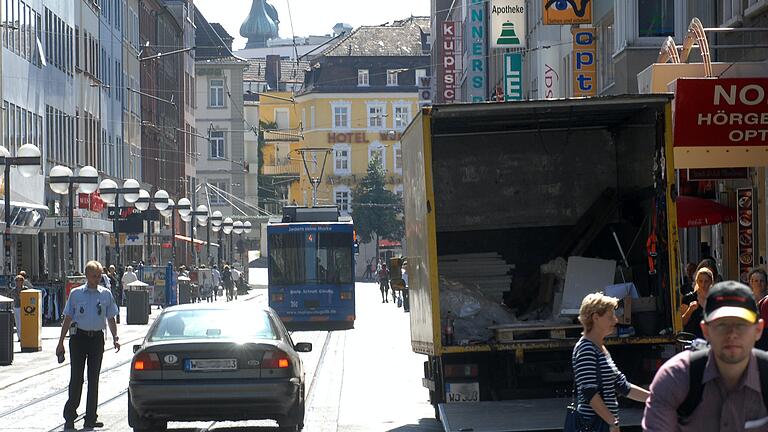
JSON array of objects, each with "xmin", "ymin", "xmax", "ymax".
[{"xmin": 63, "ymin": 331, "xmax": 104, "ymax": 424}]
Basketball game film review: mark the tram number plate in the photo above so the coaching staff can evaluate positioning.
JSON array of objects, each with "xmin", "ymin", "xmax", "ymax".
[
  {"xmin": 445, "ymin": 382, "xmax": 479, "ymax": 403},
  {"xmin": 186, "ymin": 359, "xmax": 237, "ymax": 371}
]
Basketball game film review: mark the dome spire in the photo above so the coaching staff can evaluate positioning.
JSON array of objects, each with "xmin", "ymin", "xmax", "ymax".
[{"xmin": 240, "ymin": 0, "xmax": 280, "ymax": 49}]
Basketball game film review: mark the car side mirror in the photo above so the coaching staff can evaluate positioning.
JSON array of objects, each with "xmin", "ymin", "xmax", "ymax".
[
  {"xmin": 294, "ymin": 342, "xmax": 312, "ymax": 353},
  {"xmin": 133, "ymin": 344, "xmax": 142, "ymax": 354}
]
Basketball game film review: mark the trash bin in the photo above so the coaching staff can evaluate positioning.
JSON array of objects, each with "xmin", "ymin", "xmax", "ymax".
[
  {"xmin": 177, "ymin": 276, "xmax": 191, "ymax": 304},
  {"xmin": 0, "ymin": 296, "xmax": 13, "ymax": 365},
  {"xmin": 20, "ymin": 290, "xmax": 42, "ymax": 352},
  {"xmin": 125, "ymin": 282, "xmax": 150, "ymax": 325}
]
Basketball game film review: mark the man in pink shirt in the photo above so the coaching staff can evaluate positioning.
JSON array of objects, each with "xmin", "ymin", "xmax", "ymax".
[{"xmin": 643, "ymin": 281, "xmax": 768, "ymax": 431}]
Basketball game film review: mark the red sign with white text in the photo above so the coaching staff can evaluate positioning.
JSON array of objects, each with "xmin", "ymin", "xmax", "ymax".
[
  {"xmin": 78, "ymin": 192, "xmax": 105, "ymax": 212},
  {"xmin": 674, "ymin": 78, "xmax": 768, "ymax": 148}
]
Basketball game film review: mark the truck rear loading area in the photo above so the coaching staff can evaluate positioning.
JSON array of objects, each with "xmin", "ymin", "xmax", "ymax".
[{"xmin": 402, "ymin": 96, "xmax": 681, "ymax": 430}]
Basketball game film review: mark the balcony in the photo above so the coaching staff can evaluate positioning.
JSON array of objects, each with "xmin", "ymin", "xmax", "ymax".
[{"xmin": 262, "ymin": 156, "xmax": 302, "ymax": 176}]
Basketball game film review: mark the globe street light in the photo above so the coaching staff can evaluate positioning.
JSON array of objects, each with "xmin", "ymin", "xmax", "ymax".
[
  {"xmin": 99, "ymin": 178, "xmax": 140, "ymax": 269},
  {"xmin": 190, "ymin": 204, "xmax": 210, "ymax": 267},
  {"xmin": 135, "ymin": 189, "xmax": 170, "ymax": 265},
  {"xmin": 208, "ymin": 210, "xmax": 223, "ymax": 266},
  {"xmin": 0, "ymin": 144, "xmax": 42, "ymax": 275},
  {"xmin": 48, "ymin": 164, "xmax": 99, "ymax": 275},
  {"xmin": 221, "ymin": 217, "xmax": 233, "ymax": 267},
  {"xmin": 232, "ymin": 221, "xmax": 243, "ymax": 264}
]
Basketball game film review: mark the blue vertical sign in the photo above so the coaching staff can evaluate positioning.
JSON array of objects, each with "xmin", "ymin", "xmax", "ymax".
[
  {"xmin": 467, "ymin": 0, "xmax": 487, "ymax": 102},
  {"xmin": 504, "ymin": 53, "xmax": 523, "ymax": 101}
]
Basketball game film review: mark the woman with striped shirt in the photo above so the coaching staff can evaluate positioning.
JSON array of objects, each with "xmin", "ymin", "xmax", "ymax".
[{"xmin": 572, "ymin": 293, "xmax": 650, "ymax": 431}]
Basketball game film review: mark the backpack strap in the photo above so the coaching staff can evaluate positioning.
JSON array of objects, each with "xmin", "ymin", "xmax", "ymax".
[
  {"xmin": 677, "ymin": 348, "xmax": 709, "ymax": 424},
  {"xmin": 753, "ymin": 349, "xmax": 768, "ymax": 412}
]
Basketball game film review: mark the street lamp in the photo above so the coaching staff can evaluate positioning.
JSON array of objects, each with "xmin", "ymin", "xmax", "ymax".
[
  {"xmin": 99, "ymin": 178, "xmax": 140, "ymax": 270},
  {"xmin": 222, "ymin": 217, "xmax": 233, "ymax": 267},
  {"xmin": 0, "ymin": 144, "xmax": 42, "ymax": 275},
  {"xmin": 190, "ymin": 204, "xmax": 209, "ymax": 267},
  {"xmin": 232, "ymin": 220, "xmax": 243, "ymax": 264},
  {"xmin": 160, "ymin": 198, "xmax": 176, "ymax": 265},
  {"xmin": 242, "ymin": 221, "xmax": 252, "ymax": 267},
  {"xmin": 48, "ymin": 164, "xmax": 99, "ymax": 275},
  {"xmin": 134, "ymin": 189, "xmax": 170, "ymax": 265}
]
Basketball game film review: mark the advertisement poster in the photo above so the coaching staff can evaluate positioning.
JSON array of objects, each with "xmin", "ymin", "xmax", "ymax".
[
  {"xmin": 538, "ymin": 42, "xmax": 561, "ymax": 99},
  {"xmin": 490, "ymin": 0, "xmax": 526, "ymax": 48},
  {"xmin": 141, "ymin": 266, "xmax": 166, "ymax": 306},
  {"xmin": 571, "ymin": 27, "xmax": 597, "ymax": 97},
  {"xmin": 543, "ymin": 0, "xmax": 592, "ymax": 24},
  {"xmin": 466, "ymin": 0, "xmax": 487, "ymax": 103},
  {"xmin": 503, "ymin": 52, "xmax": 523, "ymax": 101},
  {"xmin": 737, "ymin": 188, "xmax": 755, "ymax": 284}
]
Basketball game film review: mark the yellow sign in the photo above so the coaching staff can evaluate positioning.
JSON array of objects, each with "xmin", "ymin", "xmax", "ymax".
[
  {"xmin": 543, "ymin": 0, "xmax": 592, "ymax": 24},
  {"xmin": 571, "ymin": 27, "xmax": 597, "ymax": 97}
]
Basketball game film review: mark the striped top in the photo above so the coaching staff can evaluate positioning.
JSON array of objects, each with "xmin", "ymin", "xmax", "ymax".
[{"xmin": 572, "ymin": 337, "xmax": 631, "ymax": 420}]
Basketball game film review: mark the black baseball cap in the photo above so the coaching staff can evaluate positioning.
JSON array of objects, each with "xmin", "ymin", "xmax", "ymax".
[{"xmin": 704, "ymin": 281, "xmax": 758, "ymax": 323}]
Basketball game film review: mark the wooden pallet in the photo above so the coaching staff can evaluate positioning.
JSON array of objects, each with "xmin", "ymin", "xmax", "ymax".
[{"xmin": 491, "ymin": 323, "xmax": 583, "ymax": 343}]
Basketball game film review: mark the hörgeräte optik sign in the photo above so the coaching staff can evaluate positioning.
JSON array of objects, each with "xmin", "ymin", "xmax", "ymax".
[
  {"xmin": 491, "ymin": 0, "xmax": 526, "ymax": 49},
  {"xmin": 543, "ymin": 0, "xmax": 592, "ymax": 25}
]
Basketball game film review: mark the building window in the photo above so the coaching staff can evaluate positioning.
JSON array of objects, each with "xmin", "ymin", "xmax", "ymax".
[
  {"xmin": 274, "ymin": 108, "xmax": 289, "ymax": 130},
  {"xmin": 358, "ymin": 69, "xmax": 369, "ymax": 86},
  {"xmin": 333, "ymin": 143, "xmax": 351, "ymax": 175},
  {"xmin": 387, "ymin": 69, "xmax": 399, "ymax": 86},
  {"xmin": 310, "ymin": 106, "xmax": 316, "ymax": 129},
  {"xmin": 638, "ymin": 0, "xmax": 675, "ymax": 37},
  {"xmin": 393, "ymin": 142, "xmax": 402, "ymax": 174},
  {"xmin": 209, "ymin": 79, "xmax": 225, "ymax": 107},
  {"xmin": 367, "ymin": 103, "xmax": 385, "ymax": 129},
  {"xmin": 334, "ymin": 186, "xmax": 352, "ymax": 213},
  {"xmin": 332, "ymin": 103, "xmax": 350, "ymax": 129},
  {"xmin": 393, "ymin": 104, "xmax": 411, "ymax": 130},
  {"xmin": 209, "ymin": 130, "xmax": 225, "ymax": 159},
  {"xmin": 415, "ymin": 68, "xmax": 427, "ymax": 86},
  {"xmin": 723, "ymin": 0, "xmax": 744, "ymax": 24},
  {"xmin": 368, "ymin": 142, "xmax": 386, "ymax": 170},
  {"xmin": 210, "ymin": 180, "xmax": 228, "ymax": 205},
  {"xmin": 598, "ymin": 18, "xmax": 615, "ymax": 91}
]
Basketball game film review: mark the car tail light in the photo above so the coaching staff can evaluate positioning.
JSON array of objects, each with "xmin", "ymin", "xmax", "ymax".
[
  {"xmin": 444, "ymin": 364, "xmax": 478, "ymax": 378},
  {"xmin": 262, "ymin": 350, "xmax": 290, "ymax": 369},
  {"xmin": 340, "ymin": 291, "xmax": 353, "ymax": 300},
  {"xmin": 133, "ymin": 352, "xmax": 161, "ymax": 371},
  {"xmin": 271, "ymin": 293, "xmax": 284, "ymax": 302}
]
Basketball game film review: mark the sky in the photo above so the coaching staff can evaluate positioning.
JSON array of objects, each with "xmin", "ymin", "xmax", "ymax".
[{"xmin": 193, "ymin": 0, "xmax": 431, "ymax": 51}]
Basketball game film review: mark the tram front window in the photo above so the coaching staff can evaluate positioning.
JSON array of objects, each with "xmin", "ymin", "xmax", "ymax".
[{"xmin": 269, "ymin": 232, "xmax": 353, "ymax": 285}]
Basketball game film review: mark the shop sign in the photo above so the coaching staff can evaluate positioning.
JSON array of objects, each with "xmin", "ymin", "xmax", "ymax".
[
  {"xmin": 490, "ymin": 0, "xmax": 526, "ymax": 48},
  {"xmin": 503, "ymin": 53, "xmax": 523, "ymax": 101},
  {"xmin": 674, "ymin": 78, "xmax": 768, "ymax": 148},
  {"xmin": 78, "ymin": 192, "xmax": 105, "ymax": 212},
  {"xmin": 538, "ymin": 42, "xmax": 561, "ymax": 99},
  {"xmin": 687, "ymin": 168, "xmax": 749, "ymax": 181},
  {"xmin": 441, "ymin": 21, "xmax": 458, "ymax": 103},
  {"xmin": 571, "ymin": 28, "xmax": 597, "ymax": 97},
  {"xmin": 327, "ymin": 132, "xmax": 369, "ymax": 144},
  {"xmin": 737, "ymin": 188, "xmax": 755, "ymax": 284},
  {"xmin": 418, "ymin": 75, "xmax": 432, "ymax": 107},
  {"xmin": 543, "ymin": 0, "xmax": 592, "ymax": 24},
  {"xmin": 467, "ymin": 0, "xmax": 487, "ymax": 103}
]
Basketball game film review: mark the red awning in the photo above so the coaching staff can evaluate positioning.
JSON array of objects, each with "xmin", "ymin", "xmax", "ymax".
[
  {"xmin": 378, "ymin": 239, "xmax": 401, "ymax": 247},
  {"xmin": 676, "ymin": 196, "xmax": 737, "ymax": 228}
]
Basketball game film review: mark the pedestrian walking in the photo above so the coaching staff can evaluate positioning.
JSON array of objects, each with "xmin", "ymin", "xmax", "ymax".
[
  {"xmin": 681, "ymin": 268, "xmax": 715, "ymax": 340},
  {"xmin": 231, "ymin": 265, "xmax": 241, "ymax": 300},
  {"xmin": 378, "ymin": 263, "xmax": 390, "ymax": 303},
  {"xmin": 121, "ymin": 265, "xmax": 138, "ymax": 290},
  {"xmin": 56, "ymin": 261, "xmax": 120, "ymax": 431},
  {"xmin": 212, "ymin": 265, "xmax": 221, "ymax": 301},
  {"xmin": 18, "ymin": 270, "xmax": 34, "ymax": 289},
  {"xmin": 222, "ymin": 265, "xmax": 234, "ymax": 301},
  {"xmin": 363, "ymin": 260, "xmax": 373, "ymax": 281},
  {"xmin": 107, "ymin": 265, "xmax": 120, "ymax": 323},
  {"xmin": 572, "ymin": 292, "xmax": 649, "ymax": 432},
  {"xmin": 749, "ymin": 268, "xmax": 768, "ymax": 304},
  {"xmin": 643, "ymin": 281, "xmax": 767, "ymax": 431}
]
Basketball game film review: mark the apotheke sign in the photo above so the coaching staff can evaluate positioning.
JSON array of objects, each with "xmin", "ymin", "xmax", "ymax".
[{"xmin": 490, "ymin": 0, "xmax": 526, "ymax": 48}]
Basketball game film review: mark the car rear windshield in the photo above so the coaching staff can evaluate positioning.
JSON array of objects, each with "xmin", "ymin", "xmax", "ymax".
[{"xmin": 148, "ymin": 308, "xmax": 279, "ymax": 342}]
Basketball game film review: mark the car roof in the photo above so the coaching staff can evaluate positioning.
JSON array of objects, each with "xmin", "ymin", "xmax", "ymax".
[{"xmin": 159, "ymin": 303, "xmax": 273, "ymax": 314}]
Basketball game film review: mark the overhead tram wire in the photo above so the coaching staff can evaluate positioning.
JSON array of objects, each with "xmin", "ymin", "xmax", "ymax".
[{"xmin": 205, "ymin": 182, "xmax": 273, "ymax": 217}]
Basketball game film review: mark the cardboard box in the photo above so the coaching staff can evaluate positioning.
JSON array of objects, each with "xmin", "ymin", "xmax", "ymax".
[{"xmin": 617, "ymin": 295, "xmax": 631, "ymax": 325}]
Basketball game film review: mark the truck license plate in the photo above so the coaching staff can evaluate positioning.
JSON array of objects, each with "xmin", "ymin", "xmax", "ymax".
[{"xmin": 445, "ymin": 382, "xmax": 479, "ymax": 403}]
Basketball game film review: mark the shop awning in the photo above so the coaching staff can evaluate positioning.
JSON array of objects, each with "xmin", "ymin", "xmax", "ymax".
[
  {"xmin": 379, "ymin": 239, "xmax": 401, "ymax": 247},
  {"xmin": 676, "ymin": 196, "xmax": 737, "ymax": 228}
]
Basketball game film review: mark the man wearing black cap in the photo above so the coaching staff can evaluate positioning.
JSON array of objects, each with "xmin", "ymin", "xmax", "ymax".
[{"xmin": 643, "ymin": 281, "xmax": 768, "ymax": 431}]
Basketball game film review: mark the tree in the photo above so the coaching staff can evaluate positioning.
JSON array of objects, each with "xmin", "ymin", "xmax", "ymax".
[{"xmin": 351, "ymin": 154, "xmax": 403, "ymax": 259}]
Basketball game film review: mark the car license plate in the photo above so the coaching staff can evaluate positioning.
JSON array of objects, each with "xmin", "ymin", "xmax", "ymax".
[
  {"xmin": 445, "ymin": 382, "xmax": 479, "ymax": 403},
  {"xmin": 185, "ymin": 359, "xmax": 237, "ymax": 371}
]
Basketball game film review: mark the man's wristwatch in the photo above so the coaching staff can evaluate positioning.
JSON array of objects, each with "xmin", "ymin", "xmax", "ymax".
[
  {"xmin": 613, "ymin": 418, "xmax": 620, "ymax": 427},
  {"xmin": 113, "ymin": 336, "xmax": 119, "ymax": 341}
]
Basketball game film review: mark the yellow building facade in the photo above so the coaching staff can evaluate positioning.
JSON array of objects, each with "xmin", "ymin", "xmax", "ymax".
[{"xmin": 258, "ymin": 91, "xmax": 418, "ymax": 210}]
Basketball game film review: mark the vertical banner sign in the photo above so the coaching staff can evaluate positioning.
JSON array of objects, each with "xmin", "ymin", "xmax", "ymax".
[
  {"xmin": 572, "ymin": 27, "xmax": 597, "ymax": 97},
  {"xmin": 543, "ymin": 0, "xmax": 592, "ymax": 24},
  {"xmin": 418, "ymin": 75, "xmax": 432, "ymax": 107},
  {"xmin": 503, "ymin": 53, "xmax": 523, "ymax": 101},
  {"xmin": 491, "ymin": 0, "xmax": 526, "ymax": 49},
  {"xmin": 737, "ymin": 188, "xmax": 755, "ymax": 284},
  {"xmin": 467, "ymin": 0, "xmax": 487, "ymax": 103},
  {"xmin": 442, "ymin": 21, "xmax": 457, "ymax": 103},
  {"xmin": 538, "ymin": 42, "xmax": 560, "ymax": 99}
]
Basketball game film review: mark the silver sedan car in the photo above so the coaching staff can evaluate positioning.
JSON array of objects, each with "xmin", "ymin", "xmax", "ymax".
[{"xmin": 128, "ymin": 303, "xmax": 312, "ymax": 431}]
